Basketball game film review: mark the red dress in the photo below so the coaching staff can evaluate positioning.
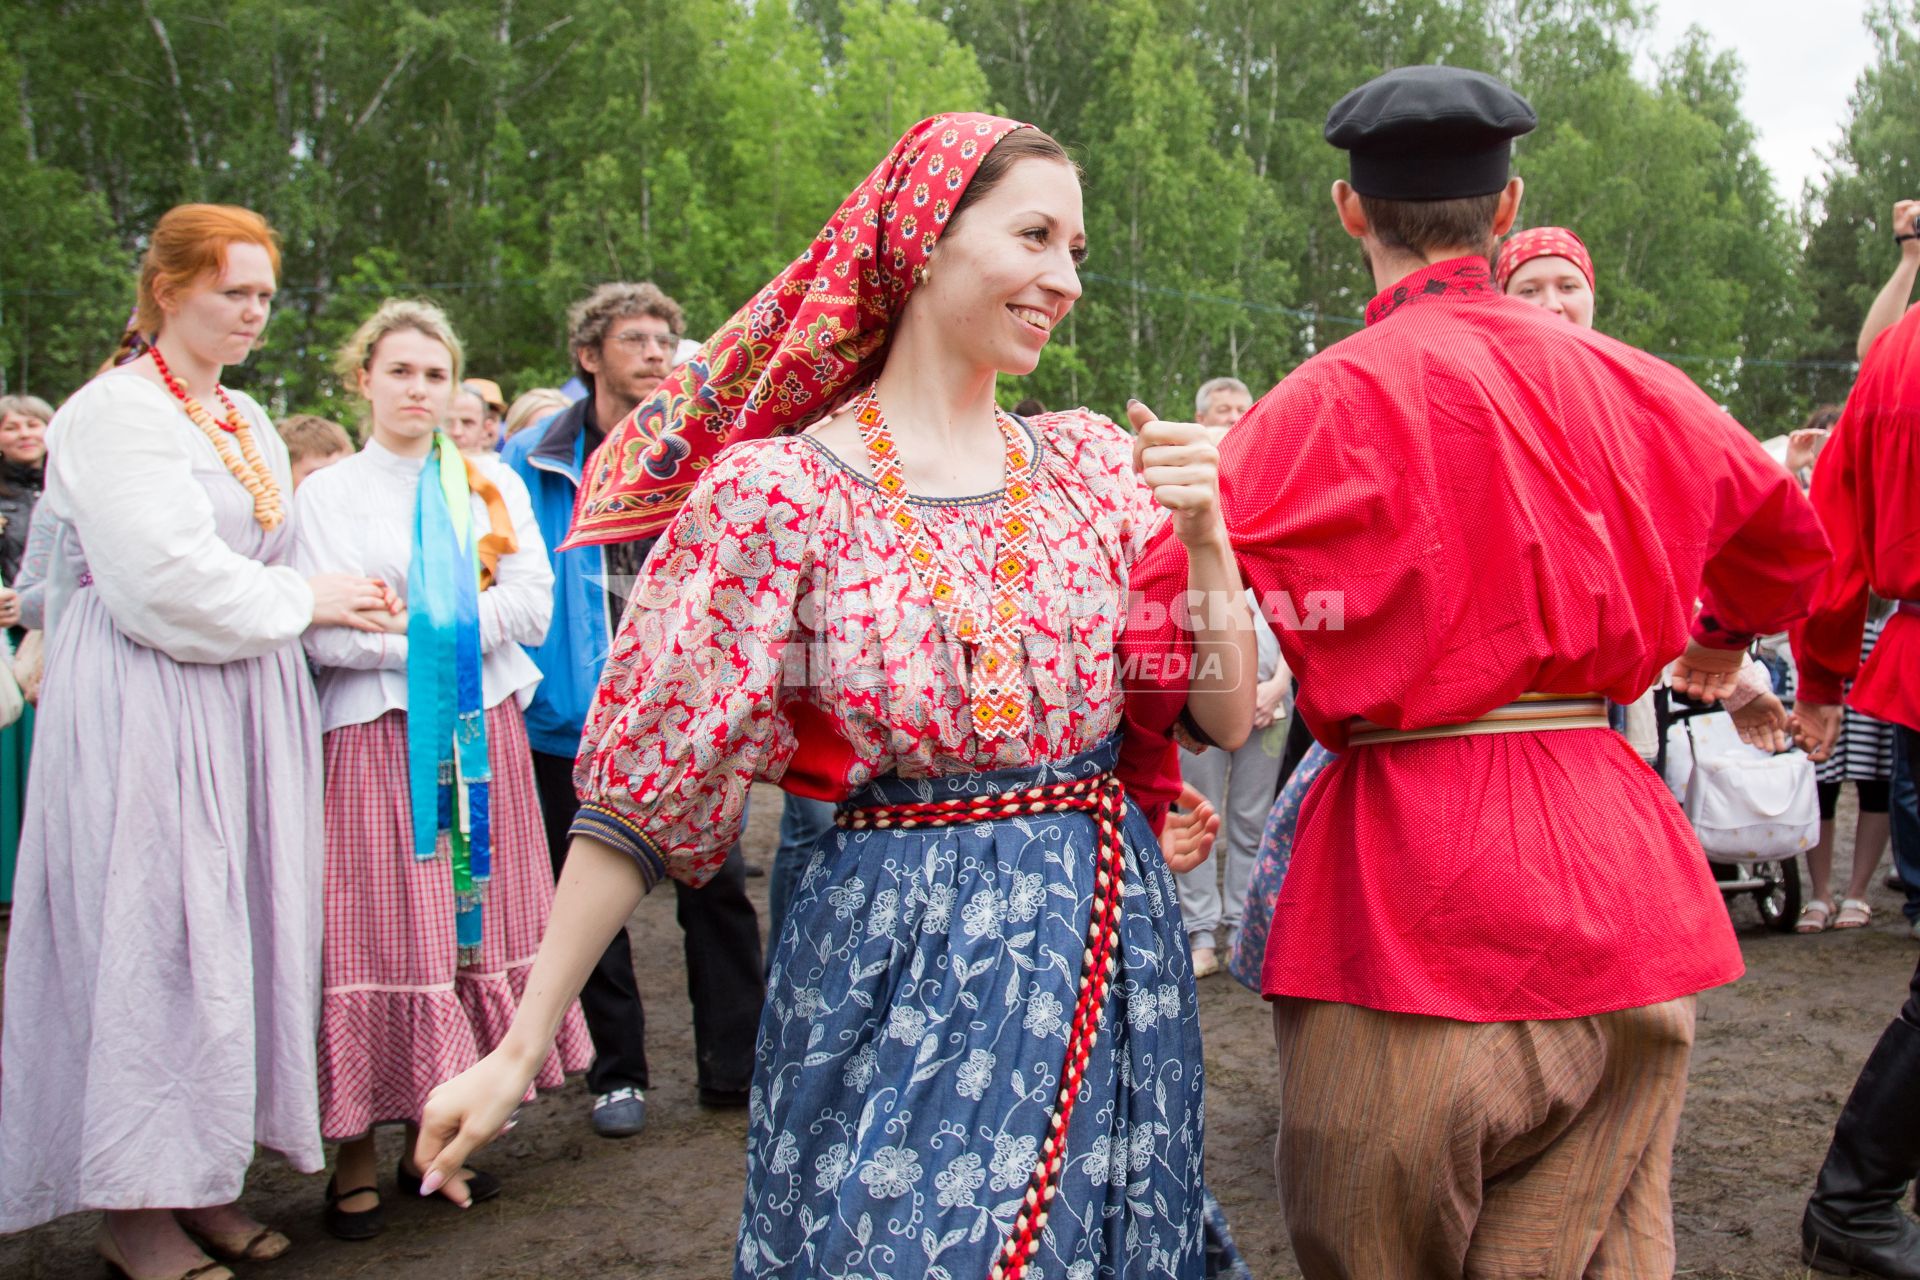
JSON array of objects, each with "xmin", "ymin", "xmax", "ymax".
[
  {"xmin": 1791, "ymin": 302, "xmax": 1920, "ymax": 733},
  {"xmin": 1120, "ymin": 257, "xmax": 1830, "ymax": 1022}
]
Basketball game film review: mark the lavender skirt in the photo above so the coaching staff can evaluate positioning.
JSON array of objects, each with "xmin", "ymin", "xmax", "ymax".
[{"xmin": 0, "ymin": 581, "xmax": 325, "ymax": 1228}]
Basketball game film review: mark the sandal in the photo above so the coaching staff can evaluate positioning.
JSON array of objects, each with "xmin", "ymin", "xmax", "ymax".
[
  {"xmin": 95, "ymin": 1224, "xmax": 233, "ymax": 1280},
  {"xmin": 1797, "ymin": 899, "xmax": 1834, "ymax": 933},
  {"xmin": 323, "ymin": 1176, "xmax": 385, "ymax": 1242},
  {"xmin": 178, "ymin": 1214, "xmax": 290, "ymax": 1262},
  {"xmin": 1834, "ymin": 898, "xmax": 1874, "ymax": 930}
]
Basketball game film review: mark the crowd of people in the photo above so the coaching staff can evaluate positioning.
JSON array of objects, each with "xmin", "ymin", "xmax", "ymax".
[{"xmin": 0, "ymin": 61, "xmax": 1916, "ymax": 1280}]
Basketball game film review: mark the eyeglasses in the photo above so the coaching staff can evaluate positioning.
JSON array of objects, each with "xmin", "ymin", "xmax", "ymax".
[{"xmin": 606, "ymin": 331, "xmax": 682, "ymax": 352}]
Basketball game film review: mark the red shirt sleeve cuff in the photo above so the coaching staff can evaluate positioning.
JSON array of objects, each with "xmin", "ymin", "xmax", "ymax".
[
  {"xmin": 1689, "ymin": 610, "xmax": 1755, "ymax": 651},
  {"xmin": 1795, "ymin": 673, "xmax": 1847, "ymax": 707}
]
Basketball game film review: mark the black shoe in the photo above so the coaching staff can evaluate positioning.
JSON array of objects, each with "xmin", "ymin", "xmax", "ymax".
[
  {"xmin": 698, "ymin": 1086, "xmax": 751, "ymax": 1110},
  {"xmin": 1801, "ymin": 1015, "xmax": 1920, "ymax": 1279},
  {"xmin": 324, "ymin": 1177, "xmax": 385, "ymax": 1241},
  {"xmin": 1888, "ymin": 872, "xmax": 1912, "ymax": 894},
  {"xmin": 397, "ymin": 1157, "xmax": 501, "ymax": 1205},
  {"xmin": 744, "ymin": 861, "xmax": 767, "ymax": 877}
]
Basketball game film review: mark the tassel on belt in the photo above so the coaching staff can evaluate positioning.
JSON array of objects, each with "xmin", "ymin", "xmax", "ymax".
[
  {"xmin": 838, "ymin": 774, "xmax": 1128, "ymax": 1280},
  {"xmin": 1347, "ymin": 693, "xmax": 1609, "ymax": 746}
]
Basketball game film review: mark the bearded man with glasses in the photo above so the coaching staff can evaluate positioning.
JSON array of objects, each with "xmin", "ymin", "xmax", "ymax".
[{"xmin": 504, "ymin": 282, "xmax": 765, "ymax": 1140}]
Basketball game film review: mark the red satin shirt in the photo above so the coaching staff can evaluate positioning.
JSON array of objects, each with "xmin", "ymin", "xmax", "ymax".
[
  {"xmin": 1791, "ymin": 302, "xmax": 1920, "ymax": 733},
  {"xmin": 1120, "ymin": 257, "xmax": 1830, "ymax": 1021}
]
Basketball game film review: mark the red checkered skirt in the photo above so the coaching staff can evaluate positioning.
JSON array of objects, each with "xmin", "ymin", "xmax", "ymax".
[{"xmin": 317, "ymin": 700, "xmax": 593, "ymax": 1141}]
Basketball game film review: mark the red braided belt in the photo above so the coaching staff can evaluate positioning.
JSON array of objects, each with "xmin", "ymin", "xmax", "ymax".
[{"xmin": 837, "ymin": 774, "xmax": 1130, "ymax": 1280}]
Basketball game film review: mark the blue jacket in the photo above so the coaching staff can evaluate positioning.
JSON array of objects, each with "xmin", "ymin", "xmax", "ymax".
[{"xmin": 502, "ymin": 397, "xmax": 610, "ymax": 758}]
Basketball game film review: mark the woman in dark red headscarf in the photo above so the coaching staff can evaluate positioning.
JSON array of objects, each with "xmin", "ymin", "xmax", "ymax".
[
  {"xmin": 1496, "ymin": 225, "xmax": 1597, "ymax": 329},
  {"xmin": 414, "ymin": 115, "xmax": 1254, "ymax": 1278}
]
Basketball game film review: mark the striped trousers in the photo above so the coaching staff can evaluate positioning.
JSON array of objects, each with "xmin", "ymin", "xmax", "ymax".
[{"xmin": 1272, "ymin": 995, "xmax": 1696, "ymax": 1278}]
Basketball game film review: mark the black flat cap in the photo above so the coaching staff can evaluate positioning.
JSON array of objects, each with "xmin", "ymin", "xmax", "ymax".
[{"xmin": 1325, "ymin": 65, "xmax": 1536, "ymax": 200}]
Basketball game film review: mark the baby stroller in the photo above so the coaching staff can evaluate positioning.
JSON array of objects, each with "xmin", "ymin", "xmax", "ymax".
[{"xmin": 1652, "ymin": 685, "xmax": 1813, "ymax": 933}]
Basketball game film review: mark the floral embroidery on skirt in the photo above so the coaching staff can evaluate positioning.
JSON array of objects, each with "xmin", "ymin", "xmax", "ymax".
[
  {"xmin": 741, "ymin": 738, "xmax": 1245, "ymax": 1278},
  {"xmin": 1227, "ymin": 743, "xmax": 1336, "ymax": 992}
]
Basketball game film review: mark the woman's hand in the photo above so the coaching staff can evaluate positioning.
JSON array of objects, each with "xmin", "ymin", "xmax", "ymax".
[
  {"xmin": 1253, "ymin": 673, "xmax": 1288, "ymax": 729},
  {"xmin": 0, "ymin": 587, "xmax": 19, "ymax": 630},
  {"xmin": 412, "ymin": 835, "xmax": 646, "ymax": 1203},
  {"xmin": 412, "ymin": 1047, "xmax": 539, "ymax": 1206},
  {"xmin": 1159, "ymin": 782, "xmax": 1220, "ymax": 874},
  {"xmin": 1729, "ymin": 691, "xmax": 1790, "ymax": 753},
  {"xmin": 1784, "ymin": 427, "xmax": 1829, "ymax": 477},
  {"xmin": 1128, "ymin": 401, "xmax": 1228, "ymax": 552},
  {"xmin": 306, "ymin": 573, "xmax": 390, "ymax": 632}
]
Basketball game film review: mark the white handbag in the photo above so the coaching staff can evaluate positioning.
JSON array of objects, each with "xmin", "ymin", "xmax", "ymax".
[{"xmin": 1681, "ymin": 732, "xmax": 1818, "ymax": 864}]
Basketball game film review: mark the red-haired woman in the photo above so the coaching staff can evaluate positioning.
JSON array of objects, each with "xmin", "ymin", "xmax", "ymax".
[{"xmin": 0, "ymin": 204, "xmax": 390, "ymax": 1280}]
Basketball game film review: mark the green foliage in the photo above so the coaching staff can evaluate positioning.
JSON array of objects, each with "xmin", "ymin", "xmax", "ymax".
[
  {"xmin": 0, "ymin": 31, "xmax": 129, "ymax": 395},
  {"xmin": 0, "ymin": 0, "xmax": 1891, "ymax": 434},
  {"xmin": 1803, "ymin": 2, "xmax": 1920, "ymax": 379}
]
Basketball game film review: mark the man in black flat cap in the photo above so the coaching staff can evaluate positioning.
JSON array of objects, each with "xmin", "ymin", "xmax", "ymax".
[{"xmin": 1117, "ymin": 64, "xmax": 1830, "ymax": 1276}]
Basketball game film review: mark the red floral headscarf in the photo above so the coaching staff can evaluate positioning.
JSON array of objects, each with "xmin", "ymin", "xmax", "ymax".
[
  {"xmin": 1494, "ymin": 226, "xmax": 1595, "ymax": 293},
  {"xmin": 563, "ymin": 112, "xmax": 1032, "ymax": 548}
]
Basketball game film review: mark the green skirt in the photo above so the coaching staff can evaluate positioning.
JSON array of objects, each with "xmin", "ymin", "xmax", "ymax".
[{"xmin": 0, "ymin": 703, "xmax": 32, "ymax": 905}]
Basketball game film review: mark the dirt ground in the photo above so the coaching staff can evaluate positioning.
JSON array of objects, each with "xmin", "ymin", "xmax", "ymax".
[{"xmin": 3, "ymin": 786, "xmax": 1916, "ymax": 1280}]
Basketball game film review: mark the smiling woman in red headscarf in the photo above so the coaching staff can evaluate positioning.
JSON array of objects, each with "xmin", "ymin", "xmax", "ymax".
[
  {"xmin": 413, "ymin": 115, "xmax": 1255, "ymax": 1278},
  {"xmin": 1496, "ymin": 224, "xmax": 1596, "ymax": 328}
]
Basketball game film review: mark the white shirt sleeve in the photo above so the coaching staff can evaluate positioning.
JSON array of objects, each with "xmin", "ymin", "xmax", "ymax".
[
  {"xmin": 47, "ymin": 378, "xmax": 314, "ymax": 665},
  {"xmin": 477, "ymin": 462, "xmax": 553, "ymax": 653},
  {"xmin": 293, "ymin": 462, "xmax": 407, "ymax": 671}
]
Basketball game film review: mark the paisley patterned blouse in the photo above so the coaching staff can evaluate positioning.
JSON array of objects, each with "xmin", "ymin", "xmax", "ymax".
[{"xmin": 571, "ymin": 410, "xmax": 1168, "ymax": 890}]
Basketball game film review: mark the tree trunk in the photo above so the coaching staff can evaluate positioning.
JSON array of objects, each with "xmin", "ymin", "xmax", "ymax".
[{"xmin": 138, "ymin": 0, "xmax": 203, "ymax": 170}]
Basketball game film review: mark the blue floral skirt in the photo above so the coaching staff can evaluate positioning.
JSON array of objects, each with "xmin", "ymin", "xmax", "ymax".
[{"xmin": 740, "ymin": 737, "xmax": 1246, "ymax": 1279}]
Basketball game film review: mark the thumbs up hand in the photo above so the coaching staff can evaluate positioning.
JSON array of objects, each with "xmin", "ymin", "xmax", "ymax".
[{"xmin": 1128, "ymin": 400, "xmax": 1229, "ymax": 552}]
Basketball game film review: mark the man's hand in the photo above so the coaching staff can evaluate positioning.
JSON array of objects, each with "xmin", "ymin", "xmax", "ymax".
[
  {"xmin": 1897, "ymin": 198, "xmax": 1920, "ymax": 260},
  {"xmin": 1668, "ymin": 641, "xmax": 1745, "ymax": 703},
  {"xmin": 1791, "ymin": 701, "xmax": 1843, "ymax": 762},
  {"xmin": 1159, "ymin": 782, "xmax": 1220, "ymax": 875},
  {"xmin": 1729, "ymin": 691, "xmax": 1790, "ymax": 753}
]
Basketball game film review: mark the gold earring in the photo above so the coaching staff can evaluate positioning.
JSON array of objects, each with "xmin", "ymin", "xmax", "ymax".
[{"xmin": 913, "ymin": 264, "xmax": 930, "ymax": 286}]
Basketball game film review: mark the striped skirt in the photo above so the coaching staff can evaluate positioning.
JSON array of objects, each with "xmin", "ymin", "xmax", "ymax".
[
  {"xmin": 317, "ymin": 700, "xmax": 593, "ymax": 1141},
  {"xmin": 740, "ymin": 736, "xmax": 1246, "ymax": 1279}
]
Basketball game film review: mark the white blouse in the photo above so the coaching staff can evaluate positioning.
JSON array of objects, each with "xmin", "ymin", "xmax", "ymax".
[
  {"xmin": 41, "ymin": 374, "xmax": 315, "ymax": 664},
  {"xmin": 294, "ymin": 440, "xmax": 551, "ymax": 732}
]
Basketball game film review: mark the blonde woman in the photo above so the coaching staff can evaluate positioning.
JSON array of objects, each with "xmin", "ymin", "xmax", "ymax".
[
  {"xmin": 501, "ymin": 387, "xmax": 570, "ymax": 440},
  {"xmin": 294, "ymin": 299, "xmax": 590, "ymax": 1240}
]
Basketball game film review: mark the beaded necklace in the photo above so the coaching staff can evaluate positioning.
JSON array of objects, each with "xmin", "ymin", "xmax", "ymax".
[
  {"xmin": 852, "ymin": 384, "xmax": 1036, "ymax": 741},
  {"xmin": 149, "ymin": 346, "xmax": 285, "ymax": 531}
]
